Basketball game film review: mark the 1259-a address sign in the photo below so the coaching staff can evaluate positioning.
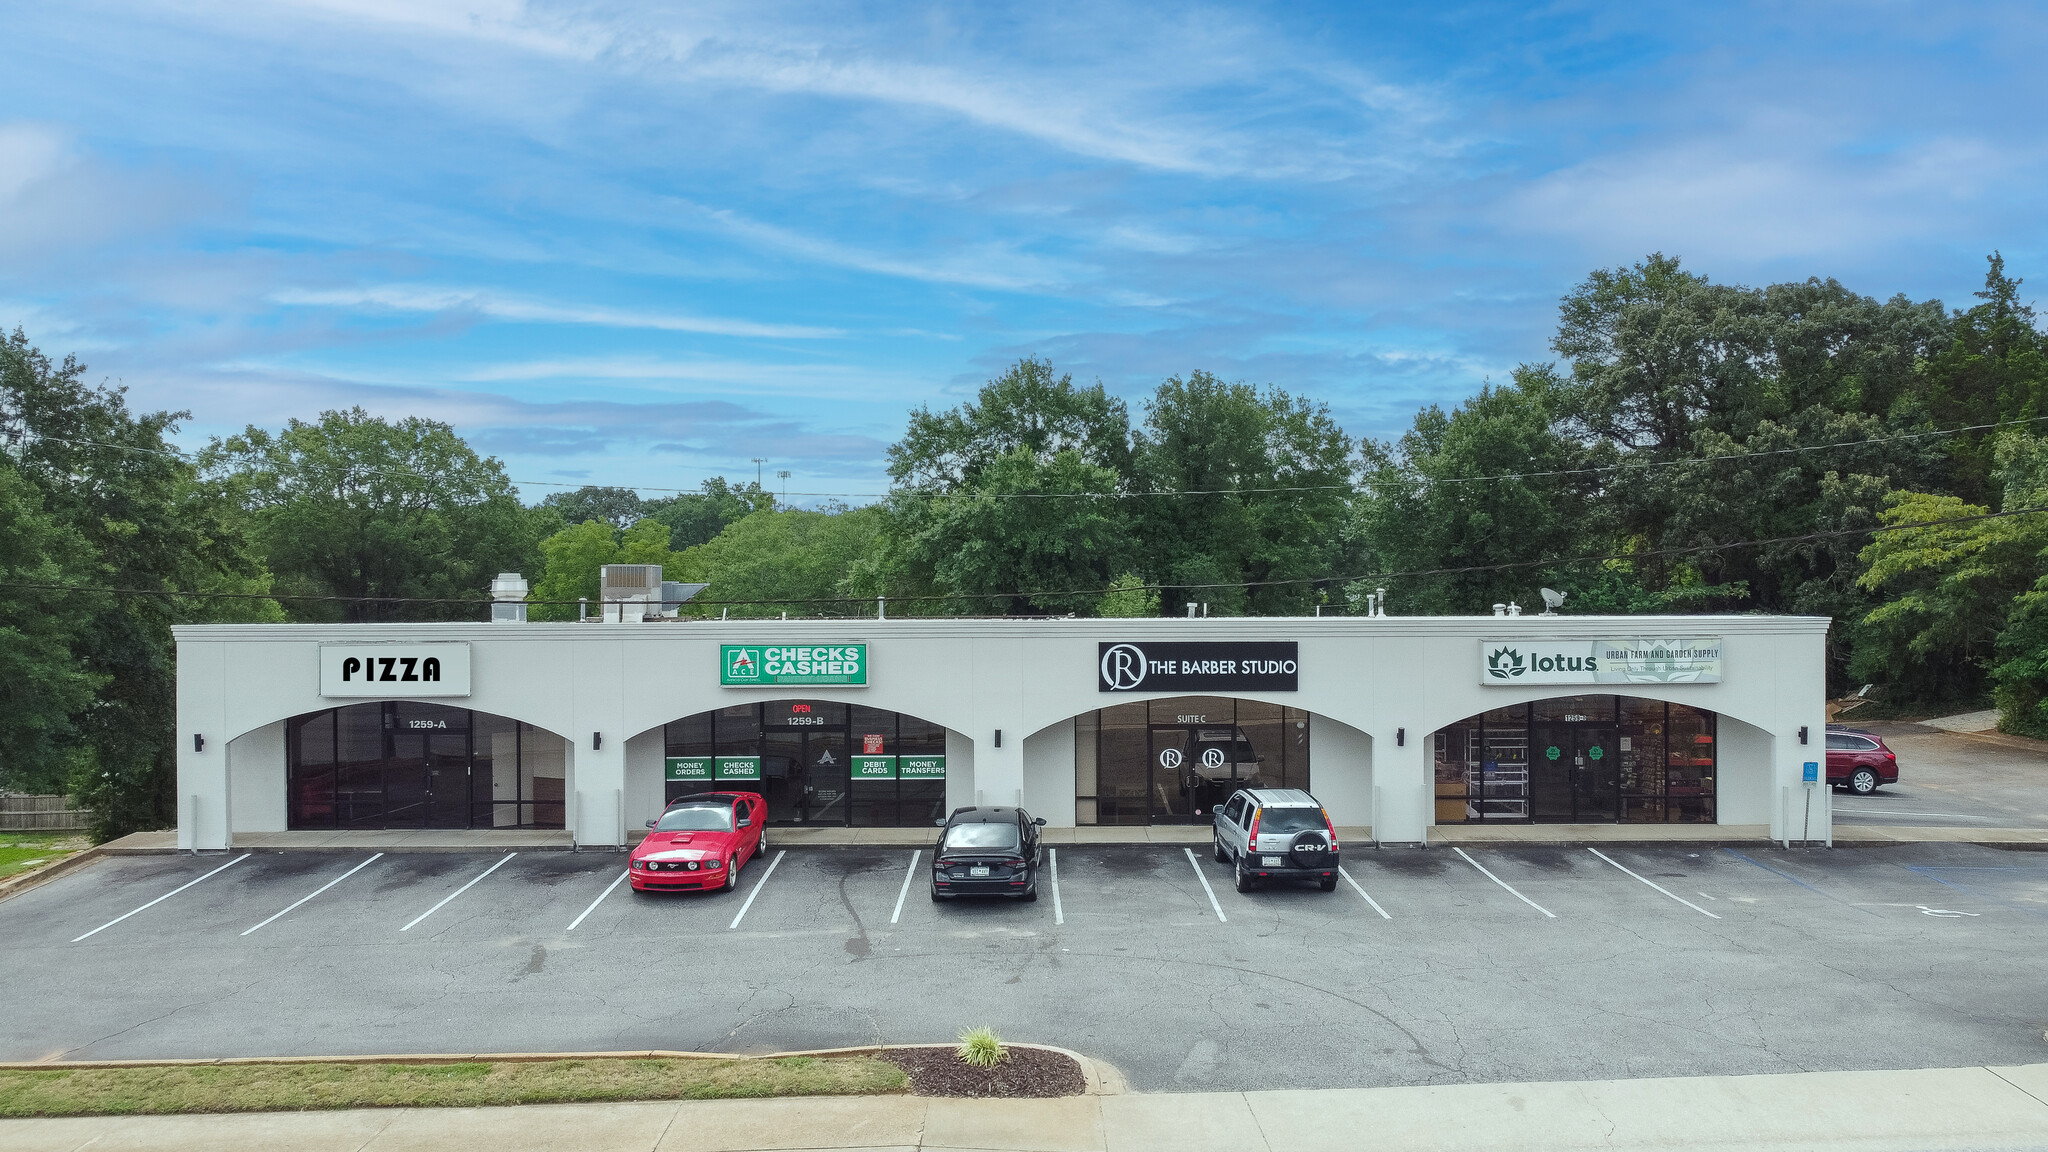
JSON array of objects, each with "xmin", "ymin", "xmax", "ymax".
[{"xmin": 721, "ymin": 644, "xmax": 868, "ymax": 686}]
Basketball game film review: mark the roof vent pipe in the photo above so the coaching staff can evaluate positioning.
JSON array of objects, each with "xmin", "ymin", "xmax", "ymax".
[
  {"xmin": 1493, "ymin": 603, "xmax": 1506, "ymax": 617},
  {"xmin": 1375, "ymin": 587, "xmax": 1387, "ymax": 617},
  {"xmin": 1187, "ymin": 602, "xmax": 1197, "ymax": 618},
  {"xmin": 1507, "ymin": 601, "xmax": 1522, "ymax": 617},
  {"xmin": 489, "ymin": 572, "xmax": 528, "ymax": 623},
  {"xmin": 1202, "ymin": 603, "xmax": 1209, "ymax": 617}
]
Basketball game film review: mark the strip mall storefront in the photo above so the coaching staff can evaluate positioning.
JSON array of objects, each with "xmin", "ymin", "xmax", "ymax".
[{"xmin": 174, "ymin": 617, "xmax": 1830, "ymax": 847}]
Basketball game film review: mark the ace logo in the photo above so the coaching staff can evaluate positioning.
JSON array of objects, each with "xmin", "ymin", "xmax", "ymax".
[{"xmin": 726, "ymin": 648, "xmax": 762, "ymax": 681}]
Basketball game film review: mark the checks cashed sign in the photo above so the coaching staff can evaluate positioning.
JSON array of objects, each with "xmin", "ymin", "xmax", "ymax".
[
  {"xmin": 721, "ymin": 644, "xmax": 867, "ymax": 686},
  {"xmin": 1480, "ymin": 638, "xmax": 1723, "ymax": 685}
]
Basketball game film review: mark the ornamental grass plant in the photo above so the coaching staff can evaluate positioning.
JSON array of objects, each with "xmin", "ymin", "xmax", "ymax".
[{"xmin": 956, "ymin": 1026, "xmax": 1008, "ymax": 1068}]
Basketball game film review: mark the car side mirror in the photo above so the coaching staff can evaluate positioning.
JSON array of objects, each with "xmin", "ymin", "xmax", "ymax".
[
  {"xmin": 644, "ymin": 819, "xmax": 658, "ymax": 828},
  {"xmin": 934, "ymin": 819, "xmax": 947, "ymax": 828},
  {"xmin": 738, "ymin": 817, "xmax": 752, "ymax": 828},
  {"xmin": 1033, "ymin": 817, "xmax": 1046, "ymax": 826}
]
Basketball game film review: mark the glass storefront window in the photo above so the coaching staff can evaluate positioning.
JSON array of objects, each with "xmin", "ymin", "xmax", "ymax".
[
  {"xmin": 286, "ymin": 702, "xmax": 563, "ymax": 830},
  {"xmin": 1075, "ymin": 697, "xmax": 1311, "ymax": 825},
  {"xmin": 665, "ymin": 701, "xmax": 951, "ymax": 826},
  {"xmin": 1430, "ymin": 696, "xmax": 1718, "ymax": 825}
]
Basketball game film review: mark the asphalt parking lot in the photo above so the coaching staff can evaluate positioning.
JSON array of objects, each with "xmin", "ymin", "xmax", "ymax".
[
  {"xmin": 1834, "ymin": 722, "xmax": 2048, "ymax": 828},
  {"xmin": 4, "ymin": 841, "xmax": 2047, "ymax": 1092}
]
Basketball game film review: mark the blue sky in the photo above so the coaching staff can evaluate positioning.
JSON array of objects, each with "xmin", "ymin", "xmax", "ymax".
[{"xmin": 3, "ymin": 1, "xmax": 2043, "ymax": 504}]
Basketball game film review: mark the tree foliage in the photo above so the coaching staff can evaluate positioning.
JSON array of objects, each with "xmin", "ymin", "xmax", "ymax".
[{"xmin": 201, "ymin": 409, "xmax": 552, "ymax": 622}]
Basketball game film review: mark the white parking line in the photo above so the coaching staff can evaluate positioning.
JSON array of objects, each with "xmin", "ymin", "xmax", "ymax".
[
  {"xmin": 728, "ymin": 850, "xmax": 785, "ymax": 930},
  {"xmin": 1050, "ymin": 848, "xmax": 1064, "ymax": 925},
  {"xmin": 1337, "ymin": 866, "xmax": 1391, "ymax": 919},
  {"xmin": 1183, "ymin": 847, "xmax": 1228, "ymax": 922},
  {"xmin": 1587, "ymin": 848, "xmax": 1721, "ymax": 919},
  {"xmin": 73, "ymin": 855, "xmax": 250, "ymax": 942},
  {"xmin": 401, "ymin": 853, "xmax": 515, "ymax": 932},
  {"xmin": 1834, "ymin": 808, "xmax": 1995, "ymax": 820},
  {"xmin": 242, "ymin": 854, "xmax": 383, "ymax": 936},
  {"xmin": 890, "ymin": 850, "xmax": 920, "ymax": 924},
  {"xmin": 566, "ymin": 869, "xmax": 630, "ymax": 931},
  {"xmin": 1452, "ymin": 847, "xmax": 1555, "ymax": 918}
]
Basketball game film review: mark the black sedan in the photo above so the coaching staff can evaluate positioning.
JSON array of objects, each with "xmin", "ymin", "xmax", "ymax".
[{"xmin": 931, "ymin": 806, "xmax": 1045, "ymax": 901}]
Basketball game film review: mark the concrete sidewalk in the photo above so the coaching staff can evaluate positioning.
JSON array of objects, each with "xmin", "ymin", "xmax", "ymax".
[
  {"xmin": 99, "ymin": 822, "xmax": 2048, "ymax": 854},
  {"xmin": 6, "ymin": 1063, "xmax": 2048, "ymax": 1152}
]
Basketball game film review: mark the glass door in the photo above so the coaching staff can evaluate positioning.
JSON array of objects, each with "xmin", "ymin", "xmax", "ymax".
[
  {"xmin": 424, "ymin": 732, "xmax": 471, "ymax": 828},
  {"xmin": 1571, "ymin": 727, "xmax": 1619, "ymax": 821},
  {"xmin": 762, "ymin": 730, "xmax": 805, "ymax": 823},
  {"xmin": 1529, "ymin": 726, "xmax": 1573, "ymax": 821},
  {"xmin": 1147, "ymin": 728, "xmax": 1196, "ymax": 821},
  {"xmin": 804, "ymin": 731, "xmax": 850, "ymax": 825}
]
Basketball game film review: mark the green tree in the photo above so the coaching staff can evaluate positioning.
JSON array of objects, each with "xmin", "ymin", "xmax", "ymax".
[
  {"xmin": 529, "ymin": 519, "xmax": 682, "ymax": 621},
  {"xmin": 1920, "ymin": 253, "xmax": 2048, "ymax": 505},
  {"xmin": 680, "ymin": 506, "xmax": 883, "ymax": 616},
  {"xmin": 1096, "ymin": 572, "xmax": 1159, "ymax": 617},
  {"xmin": 0, "ymin": 463, "xmax": 106, "ymax": 793},
  {"xmin": 642, "ymin": 477, "xmax": 777, "ymax": 550},
  {"xmin": 2, "ymin": 330, "xmax": 278, "ymax": 838},
  {"xmin": 1130, "ymin": 372, "xmax": 1353, "ymax": 616},
  {"xmin": 862, "ymin": 359, "xmax": 1137, "ymax": 615},
  {"xmin": 202, "ymin": 409, "xmax": 552, "ymax": 622},
  {"xmin": 539, "ymin": 486, "xmax": 644, "ymax": 530}
]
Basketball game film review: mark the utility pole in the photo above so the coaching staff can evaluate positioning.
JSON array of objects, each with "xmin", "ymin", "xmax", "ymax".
[
  {"xmin": 751, "ymin": 457, "xmax": 765, "ymax": 488},
  {"xmin": 776, "ymin": 470, "xmax": 790, "ymax": 506}
]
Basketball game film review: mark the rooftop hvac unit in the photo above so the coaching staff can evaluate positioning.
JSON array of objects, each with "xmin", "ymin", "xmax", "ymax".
[
  {"xmin": 600, "ymin": 564, "xmax": 664, "ymax": 623},
  {"xmin": 488, "ymin": 572, "xmax": 529, "ymax": 623}
]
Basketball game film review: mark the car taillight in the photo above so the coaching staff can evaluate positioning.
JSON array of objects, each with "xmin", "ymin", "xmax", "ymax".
[
  {"xmin": 1322, "ymin": 808, "xmax": 1338, "ymax": 851},
  {"xmin": 1247, "ymin": 812, "xmax": 1260, "ymax": 849}
]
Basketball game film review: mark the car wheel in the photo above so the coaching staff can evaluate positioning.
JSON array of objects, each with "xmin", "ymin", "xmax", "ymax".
[
  {"xmin": 1234, "ymin": 854, "xmax": 1257, "ymax": 893},
  {"xmin": 1318, "ymin": 876, "xmax": 1338, "ymax": 892},
  {"xmin": 1213, "ymin": 835, "xmax": 1229, "ymax": 863},
  {"xmin": 723, "ymin": 855, "xmax": 740, "ymax": 891},
  {"xmin": 930, "ymin": 887, "xmax": 945, "ymax": 902},
  {"xmin": 1022, "ymin": 886, "xmax": 1038, "ymax": 902},
  {"xmin": 757, "ymin": 829, "xmax": 768, "ymax": 854},
  {"xmin": 1850, "ymin": 767, "xmax": 1879, "ymax": 795}
]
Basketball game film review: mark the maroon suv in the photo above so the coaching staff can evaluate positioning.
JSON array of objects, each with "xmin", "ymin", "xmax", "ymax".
[{"xmin": 1825, "ymin": 726, "xmax": 1899, "ymax": 795}]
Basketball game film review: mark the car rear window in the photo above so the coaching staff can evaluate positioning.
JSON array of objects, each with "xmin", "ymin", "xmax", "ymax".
[
  {"xmin": 943, "ymin": 822, "xmax": 1020, "ymax": 850},
  {"xmin": 1827, "ymin": 734, "xmax": 1876, "ymax": 751},
  {"xmin": 1255, "ymin": 806, "xmax": 1325, "ymax": 834},
  {"xmin": 656, "ymin": 805, "xmax": 734, "ymax": 832}
]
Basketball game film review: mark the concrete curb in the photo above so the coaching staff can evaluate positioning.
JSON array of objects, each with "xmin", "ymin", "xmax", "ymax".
[
  {"xmin": 0, "ymin": 846, "xmax": 102, "ymax": 905},
  {"xmin": 0, "ymin": 1044, "xmax": 1127, "ymax": 1096}
]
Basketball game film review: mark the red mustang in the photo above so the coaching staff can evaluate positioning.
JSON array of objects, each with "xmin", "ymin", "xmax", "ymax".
[{"xmin": 630, "ymin": 792, "xmax": 768, "ymax": 893}]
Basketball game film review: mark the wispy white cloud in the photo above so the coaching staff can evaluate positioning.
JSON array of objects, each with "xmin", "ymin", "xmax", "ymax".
[{"xmin": 271, "ymin": 285, "xmax": 843, "ymax": 339}]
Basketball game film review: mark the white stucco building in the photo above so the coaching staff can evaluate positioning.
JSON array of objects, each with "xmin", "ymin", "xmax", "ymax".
[{"xmin": 172, "ymin": 614, "xmax": 1832, "ymax": 848}]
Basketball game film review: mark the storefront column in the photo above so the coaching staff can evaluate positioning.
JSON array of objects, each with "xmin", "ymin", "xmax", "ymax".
[
  {"xmin": 1370, "ymin": 731, "xmax": 1432, "ymax": 844},
  {"xmin": 175, "ymin": 641, "xmax": 231, "ymax": 850},
  {"xmin": 571, "ymin": 642, "xmax": 627, "ymax": 847}
]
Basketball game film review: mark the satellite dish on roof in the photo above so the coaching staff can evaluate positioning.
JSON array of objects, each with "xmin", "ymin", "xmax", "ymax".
[{"xmin": 1539, "ymin": 587, "xmax": 1567, "ymax": 615}]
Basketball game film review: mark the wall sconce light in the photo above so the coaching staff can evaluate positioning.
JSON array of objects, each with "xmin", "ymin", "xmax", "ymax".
[
  {"xmin": 592, "ymin": 732, "xmax": 603, "ymax": 750},
  {"xmin": 1798, "ymin": 726, "xmax": 1808, "ymax": 745},
  {"xmin": 1396, "ymin": 727, "xmax": 1405, "ymax": 747},
  {"xmin": 994, "ymin": 729, "xmax": 1003, "ymax": 748},
  {"xmin": 193, "ymin": 734, "xmax": 204, "ymax": 753}
]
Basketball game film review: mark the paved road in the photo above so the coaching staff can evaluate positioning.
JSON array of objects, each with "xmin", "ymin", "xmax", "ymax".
[
  {"xmin": 1835, "ymin": 723, "xmax": 2048, "ymax": 828},
  {"xmin": 6, "ymin": 840, "xmax": 2048, "ymax": 1092}
]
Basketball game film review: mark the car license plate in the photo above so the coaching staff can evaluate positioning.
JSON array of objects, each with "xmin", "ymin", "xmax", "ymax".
[
  {"xmin": 1262, "ymin": 856, "xmax": 1282, "ymax": 866},
  {"xmin": 970, "ymin": 866, "xmax": 990, "ymax": 877}
]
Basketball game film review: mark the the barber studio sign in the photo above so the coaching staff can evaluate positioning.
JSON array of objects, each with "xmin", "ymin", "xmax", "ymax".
[
  {"xmin": 1480, "ymin": 638, "xmax": 1722, "ymax": 686},
  {"xmin": 1097, "ymin": 641, "xmax": 1298, "ymax": 692},
  {"xmin": 320, "ymin": 643, "xmax": 472, "ymax": 697}
]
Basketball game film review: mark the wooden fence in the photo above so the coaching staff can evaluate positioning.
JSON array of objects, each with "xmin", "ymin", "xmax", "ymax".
[{"xmin": 0, "ymin": 794, "xmax": 91, "ymax": 832}]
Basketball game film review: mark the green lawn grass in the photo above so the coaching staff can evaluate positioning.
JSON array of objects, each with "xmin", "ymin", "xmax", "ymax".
[
  {"xmin": 0, "ymin": 1056, "xmax": 909, "ymax": 1117},
  {"xmin": 0, "ymin": 833, "xmax": 87, "ymax": 882}
]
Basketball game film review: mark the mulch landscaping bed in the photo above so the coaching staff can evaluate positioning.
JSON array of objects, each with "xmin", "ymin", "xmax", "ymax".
[{"xmin": 881, "ymin": 1047, "xmax": 1085, "ymax": 1098}]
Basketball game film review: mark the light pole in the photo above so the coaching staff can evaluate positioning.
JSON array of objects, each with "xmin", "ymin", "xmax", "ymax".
[
  {"xmin": 751, "ymin": 457, "xmax": 765, "ymax": 488},
  {"xmin": 777, "ymin": 470, "xmax": 790, "ymax": 506}
]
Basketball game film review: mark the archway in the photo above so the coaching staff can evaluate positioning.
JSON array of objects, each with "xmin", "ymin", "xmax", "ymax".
[
  {"xmin": 656, "ymin": 698, "xmax": 952, "ymax": 827},
  {"xmin": 1430, "ymin": 694, "xmax": 1718, "ymax": 825},
  {"xmin": 284, "ymin": 700, "xmax": 570, "ymax": 830}
]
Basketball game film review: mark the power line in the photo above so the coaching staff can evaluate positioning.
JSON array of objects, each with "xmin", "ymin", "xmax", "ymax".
[
  {"xmin": 16, "ymin": 414, "xmax": 2048, "ymax": 504},
  {"xmin": 6, "ymin": 503, "xmax": 2040, "ymax": 612}
]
